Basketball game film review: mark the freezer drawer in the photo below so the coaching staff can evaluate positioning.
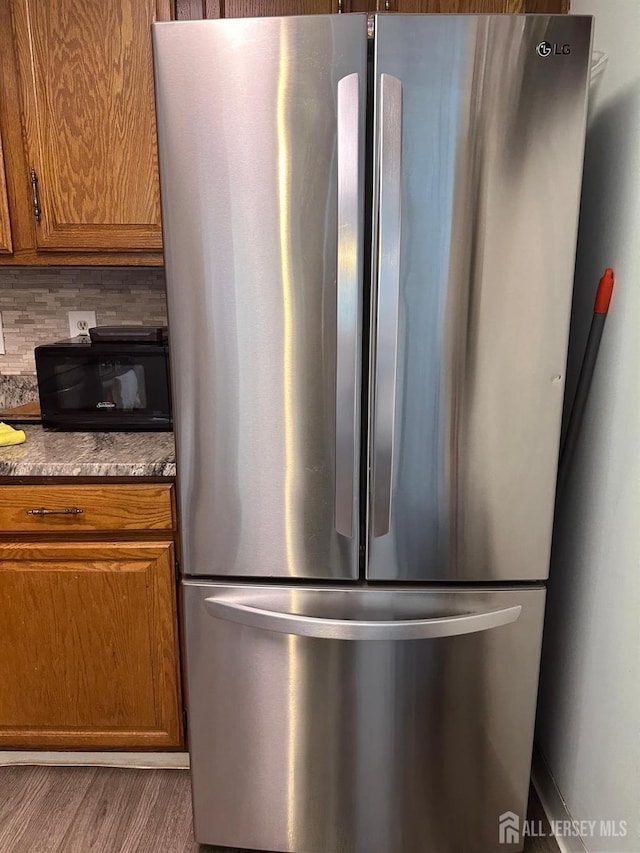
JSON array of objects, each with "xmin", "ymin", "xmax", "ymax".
[{"xmin": 183, "ymin": 582, "xmax": 545, "ymax": 853}]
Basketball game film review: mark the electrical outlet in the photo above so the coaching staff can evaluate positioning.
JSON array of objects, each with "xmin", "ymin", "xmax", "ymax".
[{"xmin": 68, "ymin": 310, "xmax": 96, "ymax": 339}]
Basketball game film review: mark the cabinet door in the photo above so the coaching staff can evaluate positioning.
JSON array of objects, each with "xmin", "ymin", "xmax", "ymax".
[
  {"xmin": 175, "ymin": 0, "xmax": 222, "ymax": 17},
  {"xmin": 380, "ymin": 1, "xmax": 568, "ymax": 9},
  {"xmin": 0, "ymin": 130, "xmax": 11, "ymax": 254},
  {"xmin": 10, "ymin": 0, "xmax": 166, "ymax": 252},
  {"xmin": 0, "ymin": 541, "xmax": 182, "ymax": 749},
  {"xmin": 224, "ymin": 1, "xmax": 338, "ymax": 15},
  {"xmin": 381, "ymin": 1, "xmax": 522, "ymax": 9}
]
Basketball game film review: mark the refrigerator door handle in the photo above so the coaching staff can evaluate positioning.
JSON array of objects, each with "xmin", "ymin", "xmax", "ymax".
[
  {"xmin": 204, "ymin": 595, "xmax": 521, "ymax": 641},
  {"xmin": 335, "ymin": 72, "xmax": 361, "ymax": 539},
  {"xmin": 372, "ymin": 73, "xmax": 402, "ymax": 538}
]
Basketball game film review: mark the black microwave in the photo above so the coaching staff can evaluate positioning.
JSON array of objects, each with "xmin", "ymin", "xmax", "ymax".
[{"xmin": 35, "ymin": 327, "xmax": 172, "ymax": 431}]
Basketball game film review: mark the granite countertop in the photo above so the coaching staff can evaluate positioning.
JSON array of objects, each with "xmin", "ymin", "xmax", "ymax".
[{"xmin": 0, "ymin": 426, "xmax": 176, "ymax": 478}]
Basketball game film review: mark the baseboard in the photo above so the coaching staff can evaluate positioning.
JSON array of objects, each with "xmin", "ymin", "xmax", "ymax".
[
  {"xmin": 0, "ymin": 751, "xmax": 190, "ymax": 769},
  {"xmin": 532, "ymin": 746, "xmax": 588, "ymax": 853}
]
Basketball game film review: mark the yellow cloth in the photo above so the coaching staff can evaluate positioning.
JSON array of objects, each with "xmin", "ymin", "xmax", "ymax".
[{"xmin": 0, "ymin": 422, "xmax": 26, "ymax": 447}]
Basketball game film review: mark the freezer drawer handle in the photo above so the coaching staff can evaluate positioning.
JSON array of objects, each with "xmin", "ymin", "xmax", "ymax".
[
  {"xmin": 372, "ymin": 73, "xmax": 402, "ymax": 538},
  {"xmin": 335, "ymin": 72, "xmax": 361, "ymax": 539},
  {"xmin": 203, "ymin": 596, "xmax": 521, "ymax": 641}
]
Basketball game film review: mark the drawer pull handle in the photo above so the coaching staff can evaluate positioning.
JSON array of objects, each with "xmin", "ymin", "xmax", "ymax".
[{"xmin": 26, "ymin": 507, "xmax": 84, "ymax": 516}]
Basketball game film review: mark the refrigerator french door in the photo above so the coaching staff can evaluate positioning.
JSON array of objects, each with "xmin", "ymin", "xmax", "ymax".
[{"xmin": 153, "ymin": 12, "xmax": 591, "ymax": 853}]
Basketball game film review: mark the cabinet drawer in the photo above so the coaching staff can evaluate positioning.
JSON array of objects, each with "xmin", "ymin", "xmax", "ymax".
[{"xmin": 0, "ymin": 485, "xmax": 174, "ymax": 533}]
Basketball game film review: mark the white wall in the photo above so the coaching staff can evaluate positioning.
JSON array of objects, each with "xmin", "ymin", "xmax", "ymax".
[{"xmin": 536, "ymin": 2, "xmax": 640, "ymax": 850}]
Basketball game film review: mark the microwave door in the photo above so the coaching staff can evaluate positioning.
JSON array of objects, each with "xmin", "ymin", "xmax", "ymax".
[
  {"xmin": 36, "ymin": 347, "xmax": 171, "ymax": 430},
  {"xmin": 51, "ymin": 361, "xmax": 101, "ymax": 410},
  {"xmin": 100, "ymin": 363, "xmax": 146, "ymax": 411}
]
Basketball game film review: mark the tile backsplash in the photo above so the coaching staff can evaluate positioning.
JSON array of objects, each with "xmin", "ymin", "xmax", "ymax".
[{"xmin": 0, "ymin": 267, "xmax": 168, "ymax": 375}]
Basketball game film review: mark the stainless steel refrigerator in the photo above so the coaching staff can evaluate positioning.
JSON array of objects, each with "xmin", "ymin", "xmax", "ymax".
[{"xmin": 153, "ymin": 13, "xmax": 591, "ymax": 853}]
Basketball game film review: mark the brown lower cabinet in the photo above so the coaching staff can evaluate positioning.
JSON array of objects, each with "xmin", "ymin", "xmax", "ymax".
[{"xmin": 0, "ymin": 539, "xmax": 183, "ymax": 750}]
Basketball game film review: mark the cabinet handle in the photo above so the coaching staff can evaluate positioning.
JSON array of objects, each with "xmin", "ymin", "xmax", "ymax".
[
  {"xmin": 26, "ymin": 507, "xmax": 84, "ymax": 516},
  {"xmin": 384, "ymin": 0, "xmax": 391, "ymax": 9},
  {"xmin": 337, "ymin": 0, "xmax": 343, "ymax": 11},
  {"xmin": 30, "ymin": 167, "xmax": 41, "ymax": 222}
]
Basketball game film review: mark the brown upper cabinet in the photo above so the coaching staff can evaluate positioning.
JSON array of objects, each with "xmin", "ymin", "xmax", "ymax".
[
  {"xmin": 10, "ymin": 0, "xmax": 167, "ymax": 254},
  {"xmin": 0, "ymin": 133, "xmax": 12, "ymax": 254},
  {"xmin": 223, "ymin": 1, "xmax": 337, "ymax": 14},
  {"xmin": 375, "ymin": 0, "xmax": 521, "ymax": 9},
  {"xmin": 373, "ymin": 1, "xmax": 568, "ymax": 9},
  {"xmin": 178, "ymin": 0, "xmax": 568, "ymax": 20},
  {"xmin": 0, "ymin": 0, "xmax": 170, "ymax": 265},
  {"xmin": 175, "ymin": 0, "xmax": 338, "ymax": 15}
]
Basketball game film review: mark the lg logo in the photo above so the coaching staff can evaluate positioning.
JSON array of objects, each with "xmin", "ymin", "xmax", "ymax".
[{"xmin": 537, "ymin": 41, "xmax": 571, "ymax": 56}]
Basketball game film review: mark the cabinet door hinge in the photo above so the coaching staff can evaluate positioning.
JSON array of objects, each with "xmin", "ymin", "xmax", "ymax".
[
  {"xmin": 174, "ymin": 558, "xmax": 181, "ymax": 582},
  {"xmin": 29, "ymin": 167, "xmax": 41, "ymax": 222}
]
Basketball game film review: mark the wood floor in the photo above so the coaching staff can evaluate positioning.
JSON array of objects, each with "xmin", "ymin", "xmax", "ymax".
[{"xmin": 0, "ymin": 766, "xmax": 558, "ymax": 852}]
